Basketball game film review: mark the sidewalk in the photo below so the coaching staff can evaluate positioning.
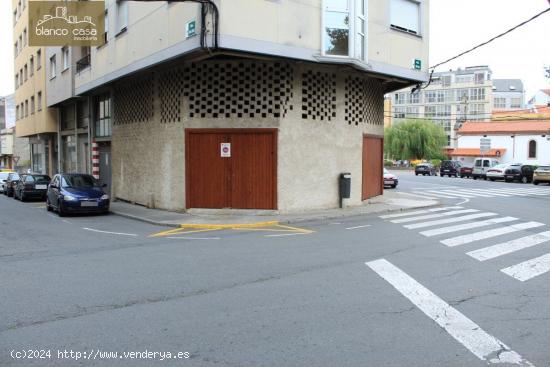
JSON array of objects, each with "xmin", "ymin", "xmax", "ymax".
[
  {"xmin": 110, "ymin": 190, "xmax": 439, "ymax": 227},
  {"xmin": 111, "ymin": 190, "xmax": 439, "ymax": 227}
]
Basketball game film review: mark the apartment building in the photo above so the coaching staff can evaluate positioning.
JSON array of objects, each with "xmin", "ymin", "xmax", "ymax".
[
  {"xmin": 12, "ymin": 0, "xmax": 57, "ymax": 176},
  {"xmin": 392, "ymin": 66, "xmax": 493, "ymax": 147},
  {"xmin": 492, "ymin": 79, "xmax": 525, "ymax": 111},
  {"xmin": 53, "ymin": 0, "xmax": 431, "ymax": 212}
]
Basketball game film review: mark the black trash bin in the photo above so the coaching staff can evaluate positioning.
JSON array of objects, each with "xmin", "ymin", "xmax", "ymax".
[{"xmin": 339, "ymin": 173, "xmax": 351, "ymax": 208}]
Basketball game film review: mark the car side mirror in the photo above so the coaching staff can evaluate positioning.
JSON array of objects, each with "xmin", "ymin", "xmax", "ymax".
[{"xmin": 50, "ymin": 184, "xmax": 57, "ymax": 189}]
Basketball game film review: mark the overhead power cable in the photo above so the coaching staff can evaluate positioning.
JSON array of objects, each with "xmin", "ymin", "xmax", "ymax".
[{"xmin": 430, "ymin": 7, "xmax": 550, "ymax": 69}]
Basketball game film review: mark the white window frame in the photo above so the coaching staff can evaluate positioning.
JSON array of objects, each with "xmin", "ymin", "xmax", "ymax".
[
  {"xmin": 50, "ymin": 55, "xmax": 57, "ymax": 79},
  {"xmin": 321, "ymin": 0, "xmax": 369, "ymax": 62},
  {"xmin": 62, "ymin": 47, "xmax": 70, "ymax": 71},
  {"xmin": 116, "ymin": 0, "xmax": 128, "ymax": 35},
  {"xmin": 389, "ymin": 0, "xmax": 422, "ymax": 36}
]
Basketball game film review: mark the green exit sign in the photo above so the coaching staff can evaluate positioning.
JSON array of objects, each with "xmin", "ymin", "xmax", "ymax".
[
  {"xmin": 186, "ymin": 20, "xmax": 196, "ymax": 38},
  {"xmin": 413, "ymin": 59, "xmax": 421, "ymax": 70}
]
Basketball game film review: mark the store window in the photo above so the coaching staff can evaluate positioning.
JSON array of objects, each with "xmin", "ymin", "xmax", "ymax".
[{"xmin": 95, "ymin": 94, "xmax": 112, "ymax": 137}]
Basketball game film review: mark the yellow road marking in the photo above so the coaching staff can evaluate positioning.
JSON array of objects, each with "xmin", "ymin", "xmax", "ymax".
[{"xmin": 149, "ymin": 221, "xmax": 314, "ymax": 238}]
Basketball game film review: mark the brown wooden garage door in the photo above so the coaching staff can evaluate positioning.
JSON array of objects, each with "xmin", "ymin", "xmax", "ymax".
[
  {"xmin": 362, "ymin": 135, "xmax": 383, "ymax": 200},
  {"xmin": 186, "ymin": 129, "xmax": 277, "ymax": 209}
]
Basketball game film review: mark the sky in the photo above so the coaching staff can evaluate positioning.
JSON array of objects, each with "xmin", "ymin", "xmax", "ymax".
[{"xmin": 0, "ymin": 0, "xmax": 549, "ymax": 99}]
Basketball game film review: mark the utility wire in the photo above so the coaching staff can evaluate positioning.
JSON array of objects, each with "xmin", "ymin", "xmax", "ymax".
[{"xmin": 430, "ymin": 7, "xmax": 550, "ymax": 69}]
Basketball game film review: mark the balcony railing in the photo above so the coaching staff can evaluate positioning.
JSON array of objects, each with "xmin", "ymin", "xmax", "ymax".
[{"xmin": 76, "ymin": 54, "xmax": 91, "ymax": 73}]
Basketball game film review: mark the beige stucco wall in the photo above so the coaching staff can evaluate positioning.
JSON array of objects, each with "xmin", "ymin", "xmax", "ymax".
[{"xmin": 111, "ymin": 61, "xmax": 383, "ymax": 212}]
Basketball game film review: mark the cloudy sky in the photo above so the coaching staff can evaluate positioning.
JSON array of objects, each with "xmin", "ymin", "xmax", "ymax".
[{"xmin": 0, "ymin": 0, "xmax": 549, "ymax": 99}]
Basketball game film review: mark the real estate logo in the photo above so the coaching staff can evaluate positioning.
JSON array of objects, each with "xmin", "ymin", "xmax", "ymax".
[{"xmin": 29, "ymin": 1, "xmax": 105, "ymax": 46}]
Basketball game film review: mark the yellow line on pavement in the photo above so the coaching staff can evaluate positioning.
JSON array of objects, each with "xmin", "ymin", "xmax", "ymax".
[
  {"xmin": 180, "ymin": 221, "xmax": 279, "ymax": 230},
  {"xmin": 149, "ymin": 221, "xmax": 314, "ymax": 237}
]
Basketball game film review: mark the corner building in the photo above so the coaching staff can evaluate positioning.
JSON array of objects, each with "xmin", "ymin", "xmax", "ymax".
[{"xmin": 73, "ymin": 0, "xmax": 430, "ymax": 212}]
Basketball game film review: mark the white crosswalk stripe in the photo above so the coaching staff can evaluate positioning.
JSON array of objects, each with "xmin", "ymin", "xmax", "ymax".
[
  {"xmin": 409, "ymin": 187, "xmax": 550, "ymax": 199},
  {"xmin": 419, "ymin": 216, "xmax": 518, "ymax": 237},
  {"xmin": 467, "ymin": 231, "xmax": 550, "ymax": 261},
  {"xmin": 379, "ymin": 206, "xmax": 463, "ymax": 219},
  {"xmin": 403, "ymin": 212, "xmax": 498, "ymax": 229},
  {"xmin": 441, "ymin": 222, "xmax": 545, "ymax": 247},
  {"xmin": 380, "ymin": 206, "xmax": 550, "ymax": 281},
  {"xmin": 501, "ymin": 253, "xmax": 550, "ymax": 281},
  {"xmin": 390, "ymin": 209, "xmax": 478, "ymax": 224}
]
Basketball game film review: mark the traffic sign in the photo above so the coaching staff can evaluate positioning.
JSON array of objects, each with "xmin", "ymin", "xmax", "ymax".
[
  {"xmin": 220, "ymin": 143, "xmax": 231, "ymax": 157},
  {"xmin": 480, "ymin": 138, "xmax": 491, "ymax": 154}
]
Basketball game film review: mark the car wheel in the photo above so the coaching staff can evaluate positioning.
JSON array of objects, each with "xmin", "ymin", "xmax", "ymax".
[
  {"xmin": 391, "ymin": 184, "xmax": 397, "ymax": 188},
  {"xmin": 46, "ymin": 198, "xmax": 53, "ymax": 211},
  {"xmin": 415, "ymin": 173, "xmax": 418, "ymax": 176},
  {"xmin": 20, "ymin": 192, "xmax": 25, "ymax": 202},
  {"xmin": 57, "ymin": 200, "xmax": 66, "ymax": 217},
  {"xmin": 533, "ymin": 181, "xmax": 539, "ymax": 185},
  {"xmin": 489, "ymin": 178, "xmax": 495, "ymax": 181}
]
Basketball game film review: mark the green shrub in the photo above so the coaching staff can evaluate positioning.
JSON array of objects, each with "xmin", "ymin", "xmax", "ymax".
[
  {"xmin": 430, "ymin": 159, "xmax": 442, "ymax": 168},
  {"xmin": 384, "ymin": 160, "xmax": 394, "ymax": 167}
]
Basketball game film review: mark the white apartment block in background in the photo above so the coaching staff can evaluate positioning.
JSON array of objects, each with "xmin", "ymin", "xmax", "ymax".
[{"xmin": 392, "ymin": 66, "xmax": 494, "ymax": 147}]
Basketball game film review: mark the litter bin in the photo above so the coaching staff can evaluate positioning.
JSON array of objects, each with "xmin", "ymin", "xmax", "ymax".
[{"xmin": 339, "ymin": 173, "xmax": 351, "ymax": 208}]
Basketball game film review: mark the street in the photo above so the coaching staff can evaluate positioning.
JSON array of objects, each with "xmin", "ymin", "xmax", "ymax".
[{"xmin": 2, "ymin": 172, "xmax": 550, "ymax": 366}]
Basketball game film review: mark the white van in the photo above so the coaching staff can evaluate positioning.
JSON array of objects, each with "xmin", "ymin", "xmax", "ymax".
[{"xmin": 472, "ymin": 158, "xmax": 500, "ymax": 180}]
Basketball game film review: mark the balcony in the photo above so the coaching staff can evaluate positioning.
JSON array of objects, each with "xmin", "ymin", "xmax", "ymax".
[{"xmin": 76, "ymin": 54, "xmax": 91, "ymax": 74}]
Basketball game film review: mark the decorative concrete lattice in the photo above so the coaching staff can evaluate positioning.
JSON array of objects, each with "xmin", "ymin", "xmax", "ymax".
[
  {"xmin": 301, "ymin": 70, "xmax": 336, "ymax": 121},
  {"xmin": 158, "ymin": 68, "xmax": 185, "ymax": 123},
  {"xmin": 114, "ymin": 74, "xmax": 155, "ymax": 125},
  {"xmin": 180, "ymin": 61, "xmax": 294, "ymax": 119},
  {"xmin": 344, "ymin": 76, "xmax": 384, "ymax": 125}
]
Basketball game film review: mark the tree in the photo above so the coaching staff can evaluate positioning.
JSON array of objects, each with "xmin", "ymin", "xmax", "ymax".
[{"xmin": 384, "ymin": 119, "xmax": 448, "ymax": 160}]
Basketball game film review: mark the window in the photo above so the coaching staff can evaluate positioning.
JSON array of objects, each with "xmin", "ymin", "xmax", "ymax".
[
  {"xmin": 14, "ymin": 42, "xmax": 18, "ymax": 57},
  {"xmin": 393, "ymin": 107, "xmax": 406, "ymax": 119},
  {"xmin": 355, "ymin": 0, "xmax": 366, "ymax": 60},
  {"xmin": 456, "ymin": 89, "xmax": 468, "ymax": 102},
  {"xmin": 394, "ymin": 92, "xmax": 406, "ymax": 104},
  {"xmin": 425, "ymin": 91, "xmax": 436, "ymax": 103},
  {"xmin": 442, "ymin": 75, "xmax": 451, "ymax": 87},
  {"xmin": 19, "ymin": 35, "xmax": 22, "ymax": 52},
  {"xmin": 510, "ymin": 98, "xmax": 522, "ymax": 109},
  {"xmin": 436, "ymin": 90, "xmax": 445, "ymax": 103},
  {"xmin": 61, "ymin": 104, "xmax": 76, "ymax": 130},
  {"xmin": 116, "ymin": 0, "xmax": 128, "ymax": 34},
  {"xmin": 24, "ymin": 64, "xmax": 28, "ymax": 81},
  {"xmin": 62, "ymin": 47, "xmax": 70, "ymax": 70},
  {"xmin": 16, "ymin": 106, "xmax": 19, "ymax": 120},
  {"xmin": 37, "ymin": 92, "xmax": 42, "ymax": 111},
  {"xmin": 37, "ymin": 50, "xmax": 42, "ymax": 69},
  {"xmin": 29, "ymin": 56, "xmax": 34, "ymax": 76},
  {"xmin": 324, "ymin": 0, "xmax": 349, "ymax": 56},
  {"xmin": 390, "ymin": 0, "xmax": 420, "ymax": 35},
  {"xmin": 13, "ymin": 10, "xmax": 17, "ymax": 26},
  {"xmin": 15, "ymin": 74, "xmax": 18, "ymax": 89},
  {"xmin": 456, "ymin": 75, "xmax": 473, "ymax": 84},
  {"xmin": 409, "ymin": 91, "xmax": 420, "ymax": 104},
  {"xmin": 50, "ymin": 55, "xmax": 56, "ymax": 79},
  {"xmin": 95, "ymin": 94, "xmax": 112, "ymax": 137},
  {"xmin": 469, "ymin": 103, "xmax": 485, "ymax": 119},
  {"xmin": 103, "ymin": 10, "xmax": 109, "ymax": 44},
  {"xmin": 494, "ymin": 97, "xmax": 506, "ymax": 109},
  {"xmin": 31, "ymin": 96, "xmax": 35, "ymax": 114},
  {"xmin": 470, "ymin": 88, "xmax": 485, "ymax": 101},
  {"xmin": 528, "ymin": 140, "xmax": 537, "ymax": 159},
  {"xmin": 25, "ymin": 100, "xmax": 28, "ymax": 117},
  {"xmin": 475, "ymin": 73, "xmax": 484, "ymax": 84},
  {"xmin": 406, "ymin": 106, "xmax": 419, "ymax": 117},
  {"xmin": 23, "ymin": 28, "xmax": 27, "ymax": 46}
]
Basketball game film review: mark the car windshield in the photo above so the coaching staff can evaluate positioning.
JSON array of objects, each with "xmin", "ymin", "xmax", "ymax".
[
  {"xmin": 494, "ymin": 164, "xmax": 507, "ymax": 169},
  {"xmin": 0, "ymin": 172, "xmax": 9, "ymax": 180},
  {"xmin": 62, "ymin": 175, "xmax": 100, "ymax": 188},
  {"xmin": 9, "ymin": 173, "xmax": 19, "ymax": 180},
  {"xmin": 383, "ymin": 168, "xmax": 389, "ymax": 174},
  {"xmin": 537, "ymin": 166, "xmax": 550, "ymax": 171},
  {"xmin": 33, "ymin": 175, "xmax": 50, "ymax": 184}
]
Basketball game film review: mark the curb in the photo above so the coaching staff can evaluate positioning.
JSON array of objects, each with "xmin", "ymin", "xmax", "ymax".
[{"xmin": 111, "ymin": 200, "xmax": 441, "ymax": 228}]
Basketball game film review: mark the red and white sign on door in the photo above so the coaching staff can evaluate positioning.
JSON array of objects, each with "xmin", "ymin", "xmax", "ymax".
[{"xmin": 220, "ymin": 143, "xmax": 231, "ymax": 157}]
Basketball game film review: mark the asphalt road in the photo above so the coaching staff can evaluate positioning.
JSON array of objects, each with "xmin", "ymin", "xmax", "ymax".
[{"xmin": 1, "ymin": 174, "xmax": 550, "ymax": 367}]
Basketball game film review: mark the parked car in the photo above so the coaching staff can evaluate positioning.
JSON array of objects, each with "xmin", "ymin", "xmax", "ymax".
[
  {"xmin": 14, "ymin": 174, "xmax": 51, "ymax": 201},
  {"xmin": 46, "ymin": 173, "xmax": 110, "ymax": 216},
  {"xmin": 3, "ymin": 172, "xmax": 20, "ymax": 197},
  {"xmin": 440, "ymin": 160, "xmax": 461, "ymax": 177},
  {"xmin": 486, "ymin": 163, "xmax": 509, "ymax": 181},
  {"xmin": 504, "ymin": 164, "xmax": 536, "ymax": 184},
  {"xmin": 0, "ymin": 172, "xmax": 10, "ymax": 193},
  {"xmin": 415, "ymin": 163, "xmax": 437, "ymax": 176},
  {"xmin": 472, "ymin": 158, "xmax": 499, "ymax": 180},
  {"xmin": 533, "ymin": 165, "xmax": 550, "ymax": 185},
  {"xmin": 459, "ymin": 166, "xmax": 473, "ymax": 178},
  {"xmin": 383, "ymin": 168, "xmax": 398, "ymax": 188}
]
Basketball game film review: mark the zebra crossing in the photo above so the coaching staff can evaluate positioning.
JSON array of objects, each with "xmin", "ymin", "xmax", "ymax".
[
  {"xmin": 410, "ymin": 186, "xmax": 550, "ymax": 199},
  {"xmin": 380, "ymin": 206, "xmax": 550, "ymax": 282}
]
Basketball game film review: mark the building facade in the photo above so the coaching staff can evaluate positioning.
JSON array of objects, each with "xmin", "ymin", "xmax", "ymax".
[
  {"xmin": 12, "ymin": 0, "xmax": 58, "ymax": 176},
  {"xmin": 528, "ymin": 89, "xmax": 550, "ymax": 107},
  {"xmin": 391, "ymin": 66, "xmax": 493, "ymax": 147},
  {"xmin": 52, "ymin": 0, "xmax": 429, "ymax": 212},
  {"xmin": 492, "ymin": 79, "xmax": 525, "ymax": 111},
  {"xmin": 453, "ymin": 121, "xmax": 550, "ymax": 166}
]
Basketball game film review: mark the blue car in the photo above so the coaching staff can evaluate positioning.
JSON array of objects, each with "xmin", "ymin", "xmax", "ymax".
[{"xmin": 46, "ymin": 173, "xmax": 110, "ymax": 216}]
